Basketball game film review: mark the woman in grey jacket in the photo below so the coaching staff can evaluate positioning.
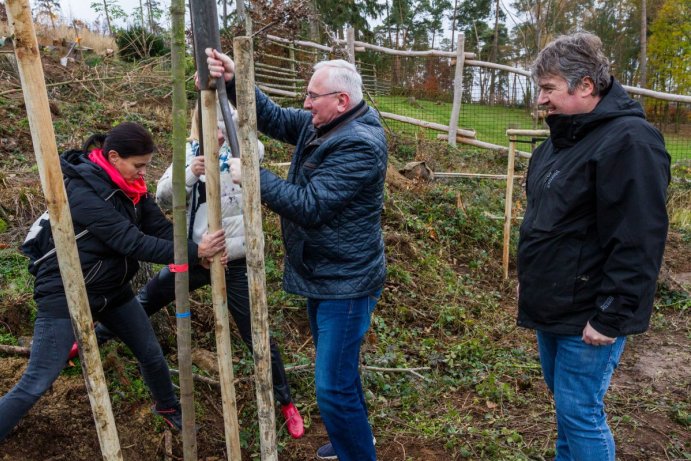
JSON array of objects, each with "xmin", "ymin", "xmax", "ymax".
[{"xmin": 96, "ymin": 104, "xmax": 304, "ymax": 438}]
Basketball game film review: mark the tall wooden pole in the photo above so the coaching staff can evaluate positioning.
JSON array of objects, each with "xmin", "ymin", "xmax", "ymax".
[
  {"xmin": 201, "ymin": 91, "xmax": 242, "ymax": 461},
  {"xmin": 346, "ymin": 26, "xmax": 355, "ymax": 64},
  {"xmin": 234, "ymin": 36, "xmax": 278, "ymax": 461},
  {"xmin": 448, "ymin": 33, "xmax": 465, "ymax": 147},
  {"xmin": 170, "ymin": 0, "xmax": 197, "ymax": 457},
  {"xmin": 6, "ymin": 1, "xmax": 123, "ymax": 459},
  {"xmin": 190, "ymin": 1, "xmax": 242, "ymax": 458},
  {"xmin": 502, "ymin": 136, "xmax": 517, "ymax": 279}
]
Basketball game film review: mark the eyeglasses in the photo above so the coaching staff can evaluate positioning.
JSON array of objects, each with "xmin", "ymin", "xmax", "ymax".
[{"xmin": 304, "ymin": 90, "xmax": 341, "ymax": 100}]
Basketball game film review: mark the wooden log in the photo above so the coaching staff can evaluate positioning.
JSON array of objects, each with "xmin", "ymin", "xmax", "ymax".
[
  {"xmin": 255, "ymin": 81, "xmax": 305, "ymax": 90},
  {"xmin": 234, "ymin": 36, "xmax": 278, "ymax": 461},
  {"xmin": 257, "ymin": 85, "xmax": 299, "ymax": 98},
  {"xmin": 266, "ymin": 38, "xmax": 318, "ymax": 55},
  {"xmin": 346, "ymin": 39, "xmax": 476, "ymax": 59},
  {"xmin": 266, "ymin": 34, "xmax": 334, "ymax": 52},
  {"xmin": 255, "ymin": 62, "xmax": 298, "ymax": 75},
  {"xmin": 201, "ymin": 90, "xmax": 242, "ymax": 461},
  {"xmin": 448, "ymin": 33, "xmax": 465, "ymax": 147},
  {"xmin": 434, "ymin": 172, "xmax": 524, "ymax": 180},
  {"xmin": 436, "ymin": 134, "xmax": 533, "ymax": 158},
  {"xmin": 503, "ymin": 138, "xmax": 518, "ymax": 279},
  {"xmin": 380, "ymin": 111, "xmax": 476, "ymax": 138},
  {"xmin": 465, "ymin": 59, "xmax": 532, "ymax": 77},
  {"xmin": 6, "ymin": 1, "xmax": 123, "ymax": 459},
  {"xmin": 506, "ymin": 128, "xmax": 549, "ymax": 137},
  {"xmin": 263, "ymin": 52, "xmax": 313, "ymax": 65},
  {"xmin": 170, "ymin": 0, "xmax": 197, "ymax": 457}
]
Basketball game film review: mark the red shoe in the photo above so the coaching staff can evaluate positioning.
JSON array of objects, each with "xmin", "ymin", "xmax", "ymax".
[
  {"xmin": 281, "ymin": 402, "xmax": 304, "ymax": 439},
  {"xmin": 67, "ymin": 342, "xmax": 79, "ymax": 360}
]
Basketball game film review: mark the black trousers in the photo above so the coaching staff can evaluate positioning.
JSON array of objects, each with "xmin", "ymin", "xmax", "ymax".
[{"xmin": 97, "ymin": 258, "xmax": 292, "ymax": 405}]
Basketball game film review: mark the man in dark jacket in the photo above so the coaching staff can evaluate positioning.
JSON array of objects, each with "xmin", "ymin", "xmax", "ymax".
[
  {"xmin": 517, "ymin": 33, "xmax": 670, "ymax": 460},
  {"xmin": 207, "ymin": 51, "xmax": 387, "ymax": 461}
]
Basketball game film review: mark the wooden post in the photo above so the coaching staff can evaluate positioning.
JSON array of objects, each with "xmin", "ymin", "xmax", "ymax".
[
  {"xmin": 502, "ymin": 137, "xmax": 517, "ymax": 279},
  {"xmin": 288, "ymin": 46, "xmax": 297, "ymax": 94},
  {"xmin": 170, "ymin": 0, "xmax": 197, "ymax": 457},
  {"xmin": 448, "ymin": 33, "xmax": 465, "ymax": 147},
  {"xmin": 234, "ymin": 35, "xmax": 278, "ymax": 461},
  {"xmin": 201, "ymin": 91, "xmax": 242, "ymax": 460},
  {"xmin": 190, "ymin": 1, "xmax": 242, "ymax": 458},
  {"xmin": 6, "ymin": 1, "xmax": 123, "ymax": 459},
  {"xmin": 346, "ymin": 26, "xmax": 355, "ymax": 64}
]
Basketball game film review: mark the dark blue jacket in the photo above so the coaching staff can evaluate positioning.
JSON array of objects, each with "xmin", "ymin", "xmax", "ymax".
[
  {"xmin": 228, "ymin": 81, "xmax": 387, "ymax": 299},
  {"xmin": 517, "ymin": 78, "xmax": 670, "ymax": 337},
  {"xmin": 33, "ymin": 150, "xmax": 198, "ymax": 318}
]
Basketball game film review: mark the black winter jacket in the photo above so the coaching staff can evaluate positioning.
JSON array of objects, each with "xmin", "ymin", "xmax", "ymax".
[
  {"xmin": 227, "ymin": 81, "xmax": 387, "ymax": 299},
  {"xmin": 33, "ymin": 150, "xmax": 199, "ymax": 318},
  {"xmin": 517, "ymin": 78, "xmax": 670, "ymax": 337}
]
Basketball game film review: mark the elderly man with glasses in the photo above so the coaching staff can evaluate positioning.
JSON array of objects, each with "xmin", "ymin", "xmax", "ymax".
[{"xmin": 207, "ymin": 50, "xmax": 387, "ymax": 461}]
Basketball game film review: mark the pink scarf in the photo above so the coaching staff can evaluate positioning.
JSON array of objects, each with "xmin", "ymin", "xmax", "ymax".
[{"xmin": 88, "ymin": 149, "xmax": 147, "ymax": 205}]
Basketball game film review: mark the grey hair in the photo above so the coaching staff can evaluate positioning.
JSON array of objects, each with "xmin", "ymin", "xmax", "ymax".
[
  {"xmin": 313, "ymin": 59, "xmax": 363, "ymax": 106},
  {"xmin": 531, "ymin": 32, "xmax": 611, "ymax": 96}
]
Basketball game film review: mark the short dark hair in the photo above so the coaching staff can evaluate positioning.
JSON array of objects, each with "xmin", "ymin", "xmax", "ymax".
[
  {"xmin": 531, "ymin": 32, "xmax": 611, "ymax": 96},
  {"xmin": 82, "ymin": 122, "xmax": 156, "ymax": 158}
]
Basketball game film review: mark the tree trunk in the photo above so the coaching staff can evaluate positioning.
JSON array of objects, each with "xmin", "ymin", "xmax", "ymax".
[
  {"xmin": 489, "ymin": 0, "xmax": 500, "ymax": 104},
  {"xmin": 639, "ymin": 0, "xmax": 647, "ymax": 108},
  {"xmin": 102, "ymin": 0, "xmax": 113, "ymax": 36}
]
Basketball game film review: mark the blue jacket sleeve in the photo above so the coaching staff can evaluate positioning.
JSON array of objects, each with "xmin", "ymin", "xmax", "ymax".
[
  {"xmin": 259, "ymin": 137, "xmax": 380, "ymax": 228},
  {"xmin": 226, "ymin": 78, "xmax": 311, "ymax": 146}
]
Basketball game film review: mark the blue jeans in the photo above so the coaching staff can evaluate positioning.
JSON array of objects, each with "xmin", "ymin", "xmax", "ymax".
[
  {"xmin": 307, "ymin": 291, "xmax": 380, "ymax": 461},
  {"xmin": 536, "ymin": 330, "xmax": 626, "ymax": 461},
  {"xmin": 0, "ymin": 297, "xmax": 177, "ymax": 442}
]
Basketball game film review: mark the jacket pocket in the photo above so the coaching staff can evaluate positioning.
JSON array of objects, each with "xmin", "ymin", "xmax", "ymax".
[
  {"xmin": 83, "ymin": 260, "xmax": 104, "ymax": 286},
  {"xmin": 287, "ymin": 238, "xmax": 311, "ymax": 277},
  {"xmin": 518, "ymin": 235, "xmax": 582, "ymax": 323}
]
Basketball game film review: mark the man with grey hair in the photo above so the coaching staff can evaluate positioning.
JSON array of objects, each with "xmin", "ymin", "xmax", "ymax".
[
  {"xmin": 207, "ymin": 49, "xmax": 387, "ymax": 461},
  {"xmin": 517, "ymin": 33, "xmax": 670, "ymax": 460}
]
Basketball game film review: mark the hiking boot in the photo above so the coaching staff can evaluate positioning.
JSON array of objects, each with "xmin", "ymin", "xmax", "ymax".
[
  {"xmin": 280, "ymin": 402, "xmax": 304, "ymax": 439},
  {"xmin": 67, "ymin": 342, "xmax": 79, "ymax": 360},
  {"xmin": 151, "ymin": 403, "xmax": 182, "ymax": 432}
]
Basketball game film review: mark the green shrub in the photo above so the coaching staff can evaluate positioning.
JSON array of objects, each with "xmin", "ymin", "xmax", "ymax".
[{"xmin": 115, "ymin": 27, "xmax": 169, "ymax": 62}]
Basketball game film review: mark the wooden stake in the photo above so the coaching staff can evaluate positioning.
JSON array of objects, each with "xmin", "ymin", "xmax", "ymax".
[
  {"xmin": 201, "ymin": 90, "xmax": 242, "ymax": 460},
  {"xmin": 448, "ymin": 32, "xmax": 465, "ymax": 147},
  {"xmin": 346, "ymin": 27, "xmax": 355, "ymax": 64},
  {"xmin": 502, "ymin": 137, "xmax": 518, "ymax": 279},
  {"xmin": 170, "ymin": 0, "xmax": 197, "ymax": 457},
  {"xmin": 234, "ymin": 36, "xmax": 278, "ymax": 461},
  {"xmin": 6, "ymin": 1, "xmax": 122, "ymax": 459}
]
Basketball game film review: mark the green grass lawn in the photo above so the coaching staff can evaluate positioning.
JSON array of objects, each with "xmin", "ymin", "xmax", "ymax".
[{"xmin": 371, "ymin": 95, "xmax": 691, "ymax": 163}]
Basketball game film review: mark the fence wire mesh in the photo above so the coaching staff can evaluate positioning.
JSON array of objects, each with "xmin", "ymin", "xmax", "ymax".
[{"xmin": 252, "ymin": 38, "xmax": 690, "ymax": 173}]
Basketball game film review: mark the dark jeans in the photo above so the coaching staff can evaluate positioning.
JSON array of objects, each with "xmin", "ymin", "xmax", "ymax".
[
  {"xmin": 0, "ymin": 297, "xmax": 177, "ymax": 442},
  {"xmin": 98, "ymin": 259, "xmax": 292, "ymax": 405},
  {"xmin": 307, "ymin": 290, "xmax": 380, "ymax": 461}
]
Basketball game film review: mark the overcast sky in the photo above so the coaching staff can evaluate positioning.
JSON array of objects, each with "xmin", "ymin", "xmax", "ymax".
[{"xmin": 57, "ymin": 0, "xmax": 171, "ymax": 27}]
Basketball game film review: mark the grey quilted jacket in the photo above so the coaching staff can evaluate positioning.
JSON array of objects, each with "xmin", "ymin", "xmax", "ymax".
[{"xmin": 228, "ymin": 81, "xmax": 387, "ymax": 299}]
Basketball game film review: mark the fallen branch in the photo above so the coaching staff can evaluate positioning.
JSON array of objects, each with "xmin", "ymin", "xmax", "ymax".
[
  {"xmin": 0, "ymin": 76, "xmax": 121, "ymax": 96},
  {"xmin": 0, "ymin": 344, "xmax": 30, "ymax": 356}
]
